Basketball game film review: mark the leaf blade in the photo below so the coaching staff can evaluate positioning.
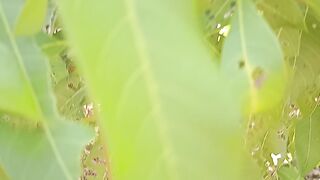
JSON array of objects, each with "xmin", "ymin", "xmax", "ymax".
[
  {"xmin": 15, "ymin": 0, "xmax": 48, "ymax": 36},
  {"xmin": 221, "ymin": 0, "xmax": 286, "ymax": 113},
  {"xmin": 0, "ymin": 1, "xmax": 93, "ymax": 179},
  {"xmin": 57, "ymin": 0, "xmax": 259, "ymax": 179}
]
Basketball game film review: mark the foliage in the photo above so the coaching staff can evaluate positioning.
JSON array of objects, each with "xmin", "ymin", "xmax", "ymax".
[{"xmin": 0, "ymin": 0, "xmax": 320, "ymax": 179}]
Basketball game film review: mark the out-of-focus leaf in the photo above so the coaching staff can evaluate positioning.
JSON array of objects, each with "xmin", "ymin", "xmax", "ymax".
[
  {"xmin": 57, "ymin": 0, "xmax": 259, "ymax": 179},
  {"xmin": 15, "ymin": 0, "xmax": 48, "ymax": 35},
  {"xmin": 0, "ymin": 2, "xmax": 93, "ymax": 179},
  {"xmin": 0, "ymin": 4, "xmax": 41, "ymax": 121},
  {"xmin": 221, "ymin": 0, "xmax": 286, "ymax": 113},
  {"xmin": 35, "ymin": 33, "xmax": 68, "ymax": 84},
  {"xmin": 257, "ymin": 0, "xmax": 305, "ymax": 28},
  {"xmin": 0, "ymin": 165, "xmax": 9, "ymax": 180},
  {"xmin": 36, "ymin": 33, "xmax": 67, "ymax": 57},
  {"xmin": 49, "ymin": 56, "xmax": 68, "ymax": 84},
  {"xmin": 0, "ymin": 120, "xmax": 91, "ymax": 180}
]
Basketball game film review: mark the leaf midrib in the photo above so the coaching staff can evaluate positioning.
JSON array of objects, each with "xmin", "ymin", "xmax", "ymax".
[
  {"xmin": 125, "ymin": 0, "xmax": 178, "ymax": 178},
  {"xmin": 237, "ymin": 0, "xmax": 258, "ymax": 110}
]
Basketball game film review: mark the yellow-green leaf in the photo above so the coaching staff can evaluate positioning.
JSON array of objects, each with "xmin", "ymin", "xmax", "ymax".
[
  {"xmin": 57, "ymin": 0, "xmax": 259, "ymax": 179},
  {"xmin": 0, "ymin": 4, "xmax": 40, "ymax": 121},
  {"xmin": 305, "ymin": 0, "xmax": 320, "ymax": 22},
  {"xmin": 257, "ymin": 0, "xmax": 305, "ymax": 28},
  {"xmin": 15, "ymin": 0, "xmax": 47, "ymax": 36},
  {"xmin": 294, "ymin": 13, "xmax": 320, "ymax": 176}
]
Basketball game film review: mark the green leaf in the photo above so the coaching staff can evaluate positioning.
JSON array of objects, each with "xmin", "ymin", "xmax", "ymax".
[
  {"xmin": 0, "ymin": 119, "xmax": 91, "ymax": 180},
  {"xmin": 305, "ymin": 0, "xmax": 320, "ymax": 22},
  {"xmin": 257, "ymin": 0, "xmax": 305, "ymax": 28},
  {"xmin": 0, "ymin": 2, "xmax": 93, "ymax": 179},
  {"xmin": 203, "ymin": 0, "xmax": 235, "ymax": 30},
  {"xmin": 15, "ymin": 0, "xmax": 48, "ymax": 36},
  {"xmin": 290, "ymin": 12, "xmax": 320, "ymax": 177},
  {"xmin": 202, "ymin": 0, "xmax": 235, "ymax": 54},
  {"xmin": 221, "ymin": 0, "xmax": 286, "ymax": 113},
  {"xmin": 278, "ymin": 27, "xmax": 301, "ymax": 58},
  {"xmin": 57, "ymin": 0, "xmax": 259, "ymax": 179},
  {"xmin": 36, "ymin": 33, "xmax": 67, "ymax": 57},
  {"xmin": 0, "ymin": 165, "xmax": 9, "ymax": 180},
  {"xmin": 296, "ymin": 108, "xmax": 320, "ymax": 176},
  {"xmin": 0, "ymin": 4, "xmax": 41, "ymax": 121},
  {"xmin": 278, "ymin": 166, "xmax": 303, "ymax": 180}
]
